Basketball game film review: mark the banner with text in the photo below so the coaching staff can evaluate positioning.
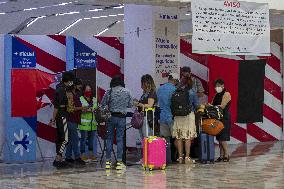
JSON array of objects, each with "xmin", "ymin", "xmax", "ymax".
[
  {"xmin": 154, "ymin": 7, "xmax": 180, "ymax": 86},
  {"xmin": 192, "ymin": 0, "xmax": 270, "ymax": 56}
]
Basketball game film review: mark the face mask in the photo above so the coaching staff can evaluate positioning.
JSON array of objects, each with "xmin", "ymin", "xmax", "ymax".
[
  {"xmin": 84, "ymin": 91, "xmax": 92, "ymax": 98},
  {"xmin": 215, "ymin": 87, "xmax": 223, "ymax": 93},
  {"xmin": 68, "ymin": 81, "xmax": 73, "ymax": 86}
]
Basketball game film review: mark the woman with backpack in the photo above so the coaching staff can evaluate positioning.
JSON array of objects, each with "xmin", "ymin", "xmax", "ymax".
[{"xmin": 172, "ymin": 76, "xmax": 200, "ymax": 164}]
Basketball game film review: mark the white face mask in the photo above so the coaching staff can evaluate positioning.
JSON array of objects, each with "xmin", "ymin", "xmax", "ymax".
[
  {"xmin": 215, "ymin": 87, "xmax": 223, "ymax": 93},
  {"xmin": 68, "ymin": 81, "xmax": 73, "ymax": 86}
]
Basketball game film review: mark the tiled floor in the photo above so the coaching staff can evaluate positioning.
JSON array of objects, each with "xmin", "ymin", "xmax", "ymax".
[{"xmin": 0, "ymin": 141, "xmax": 284, "ymax": 189}]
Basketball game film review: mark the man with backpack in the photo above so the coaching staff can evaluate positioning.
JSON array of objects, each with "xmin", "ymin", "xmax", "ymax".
[{"xmin": 157, "ymin": 73, "xmax": 179, "ymax": 164}]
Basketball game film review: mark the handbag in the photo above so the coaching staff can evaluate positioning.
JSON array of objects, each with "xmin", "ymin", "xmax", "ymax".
[
  {"xmin": 131, "ymin": 110, "xmax": 144, "ymax": 129},
  {"xmin": 201, "ymin": 118, "xmax": 224, "ymax": 136},
  {"xmin": 203, "ymin": 105, "xmax": 223, "ymax": 120},
  {"xmin": 95, "ymin": 89, "xmax": 112, "ymax": 123}
]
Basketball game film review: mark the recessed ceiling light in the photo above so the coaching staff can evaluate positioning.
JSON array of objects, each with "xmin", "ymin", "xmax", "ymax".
[
  {"xmin": 0, "ymin": 12, "xmax": 5, "ymax": 15},
  {"xmin": 89, "ymin": 8, "xmax": 103, "ymax": 12},
  {"xmin": 58, "ymin": 18, "xmax": 82, "ymax": 34},
  {"xmin": 108, "ymin": 14, "xmax": 117, "ymax": 17},
  {"xmin": 113, "ymin": 5, "xmax": 124, "ymax": 9}
]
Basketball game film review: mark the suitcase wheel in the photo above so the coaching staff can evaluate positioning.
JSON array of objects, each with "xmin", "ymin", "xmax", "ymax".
[
  {"xmin": 161, "ymin": 164, "xmax": 166, "ymax": 170},
  {"xmin": 149, "ymin": 168, "xmax": 153, "ymax": 171}
]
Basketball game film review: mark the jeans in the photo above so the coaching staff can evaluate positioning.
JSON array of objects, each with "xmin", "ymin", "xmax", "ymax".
[
  {"xmin": 80, "ymin": 130, "xmax": 97, "ymax": 156},
  {"xmin": 65, "ymin": 122, "xmax": 80, "ymax": 159},
  {"xmin": 106, "ymin": 116, "xmax": 126, "ymax": 162}
]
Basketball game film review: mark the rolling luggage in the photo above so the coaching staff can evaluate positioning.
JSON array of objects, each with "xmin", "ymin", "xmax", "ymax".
[
  {"xmin": 199, "ymin": 133, "xmax": 215, "ymax": 163},
  {"xmin": 198, "ymin": 118, "xmax": 215, "ymax": 164},
  {"xmin": 142, "ymin": 108, "xmax": 166, "ymax": 171}
]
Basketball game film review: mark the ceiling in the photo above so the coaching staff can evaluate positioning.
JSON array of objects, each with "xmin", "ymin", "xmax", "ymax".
[{"xmin": 0, "ymin": 0, "xmax": 283, "ymax": 37}]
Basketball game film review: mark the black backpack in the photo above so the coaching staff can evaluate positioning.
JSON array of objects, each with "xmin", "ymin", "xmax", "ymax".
[{"xmin": 171, "ymin": 87, "xmax": 192, "ymax": 116}]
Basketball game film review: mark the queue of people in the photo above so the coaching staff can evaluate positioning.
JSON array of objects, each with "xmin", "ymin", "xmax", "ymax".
[{"xmin": 51, "ymin": 66, "xmax": 232, "ymax": 169}]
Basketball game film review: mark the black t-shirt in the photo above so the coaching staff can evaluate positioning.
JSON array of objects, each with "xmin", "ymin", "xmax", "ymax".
[
  {"xmin": 54, "ymin": 83, "xmax": 68, "ymax": 118},
  {"xmin": 139, "ymin": 91, "xmax": 157, "ymax": 106}
]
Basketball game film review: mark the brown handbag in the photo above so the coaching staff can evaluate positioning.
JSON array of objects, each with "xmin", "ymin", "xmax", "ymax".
[{"xmin": 201, "ymin": 119, "xmax": 224, "ymax": 136}]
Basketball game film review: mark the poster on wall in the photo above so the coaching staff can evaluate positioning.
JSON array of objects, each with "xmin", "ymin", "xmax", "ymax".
[
  {"xmin": 154, "ymin": 7, "xmax": 180, "ymax": 86},
  {"xmin": 74, "ymin": 38, "xmax": 97, "ymax": 68},
  {"xmin": 191, "ymin": 0, "xmax": 270, "ymax": 56}
]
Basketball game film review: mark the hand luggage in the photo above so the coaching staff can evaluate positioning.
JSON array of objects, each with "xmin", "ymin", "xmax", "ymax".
[
  {"xmin": 142, "ymin": 108, "xmax": 166, "ymax": 171},
  {"xmin": 165, "ymin": 137, "xmax": 172, "ymax": 164},
  {"xmin": 201, "ymin": 118, "xmax": 224, "ymax": 136},
  {"xmin": 198, "ymin": 118, "xmax": 215, "ymax": 164}
]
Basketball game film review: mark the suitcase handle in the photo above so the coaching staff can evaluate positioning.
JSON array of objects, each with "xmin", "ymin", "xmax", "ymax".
[{"xmin": 145, "ymin": 108, "xmax": 155, "ymax": 137}]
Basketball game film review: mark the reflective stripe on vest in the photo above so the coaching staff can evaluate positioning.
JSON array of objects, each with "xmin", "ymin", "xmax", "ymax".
[{"xmin": 80, "ymin": 96, "xmax": 97, "ymax": 127}]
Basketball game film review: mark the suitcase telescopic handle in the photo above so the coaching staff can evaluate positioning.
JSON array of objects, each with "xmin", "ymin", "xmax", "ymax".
[{"xmin": 145, "ymin": 108, "xmax": 155, "ymax": 137}]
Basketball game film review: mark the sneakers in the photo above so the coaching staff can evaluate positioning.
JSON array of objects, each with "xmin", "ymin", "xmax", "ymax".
[
  {"xmin": 116, "ymin": 162, "xmax": 126, "ymax": 170},
  {"xmin": 65, "ymin": 158, "xmax": 75, "ymax": 164},
  {"xmin": 105, "ymin": 161, "xmax": 112, "ymax": 169},
  {"xmin": 53, "ymin": 160, "xmax": 68, "ymax": 169},
  {"xmin": 81, "ymin": 154, "xmax": 88, "ymax": 161},
  {"xmin": 89, "ymin": 154, "xmax": 98, "ymax": 162},
  {"xmin": 74, "ymin": 158, "xmax": 86, "ymax": 166}
]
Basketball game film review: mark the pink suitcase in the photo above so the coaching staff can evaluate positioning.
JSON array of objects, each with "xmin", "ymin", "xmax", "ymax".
[{"xmin": 142, "ymin": 108, "xmax": 166, "ymax": 171}]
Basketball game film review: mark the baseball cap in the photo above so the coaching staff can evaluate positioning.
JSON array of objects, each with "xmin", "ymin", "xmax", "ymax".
[{"xmin": 168, "ymin": 73, "xmax": 179, "ymax": 81}]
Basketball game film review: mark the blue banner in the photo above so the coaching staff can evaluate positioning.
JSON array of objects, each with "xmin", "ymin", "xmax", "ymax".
[
  {"xmin": 12, "ymin": 37, "xmax": 36, "ymax": 68},
  {"xmin": 74, "ymin": 38, "xmax": 97, "ymax": 68}
]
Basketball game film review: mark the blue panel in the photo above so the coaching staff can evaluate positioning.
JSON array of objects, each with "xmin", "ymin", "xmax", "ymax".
[
  {"xmin": 74, "ymin": 38, "xmax": 97, "ymax": 68},
  {"xmin": 66, "ymin": 36, "xmax": 75, "ymax": 71},
  {"xmin": 4, "ymin": 35, "xmax": 36, "ymax": 163},
  {"xmin": 4, "ymin": 118, "xmax": 37, "ymax": 163},
  {"xmin": 12, "ymin": 37, "xmax": 36, "ymax": 68}
]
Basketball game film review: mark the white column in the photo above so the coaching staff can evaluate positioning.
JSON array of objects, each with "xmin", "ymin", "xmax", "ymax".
[{"xmin": 124, "ymin": 4, "xmax": 180, "ymax": 99}]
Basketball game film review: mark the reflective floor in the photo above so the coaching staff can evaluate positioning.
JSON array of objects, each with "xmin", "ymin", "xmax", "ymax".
[{"xmin": 0, "ymin": 141, "xmax": 284, "ymax": 189}]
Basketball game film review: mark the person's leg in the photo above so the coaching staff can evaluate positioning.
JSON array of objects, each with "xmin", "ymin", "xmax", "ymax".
[
  {"xmin": 176, "ymin": 139, "xmax": 184, "ymax": 163},
  {"xmin": 54, "ymin": 117, "xmax": 68, "ymax": 167},
  {"xmin": 69, "ymin": 123, "xmax": 80, "ymax": 160},
  {"xmin": 116, "ymin": 117, "xmax": 126, "ymax": 169},
  {"xmin": 106, "ymin": 117, "xmax": 115, "ymax": 162},
  {"xmin": 221, "ymin": 141, "xmax": 229, "ymax": 161},
  {"xmin": 93, "ymin": 131, "xmax": 98, "ymax": 157},
  {"xmin": 87, "ymin": 131, "xmax": 96, "ymax": 160},
  {"xmin": 65, "ymin": 122, "xmax": 74, "ymax": 160},
  {"xmin": 80, "ymin": 130, "xmax": 88, "ymax": 160},
  {"xmin": 185, "ymin": 139, "xmax": 191, "ymax": 158}
]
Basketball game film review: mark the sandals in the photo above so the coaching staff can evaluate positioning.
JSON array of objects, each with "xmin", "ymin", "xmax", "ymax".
[
  {"xmin": 215, "ymin": 157, "xmax": 223, "ymax": 162},
  {"xmin": 185, "ymin": 157, "xmax": 195, "ymax": 164},
  {"xmin": 177, "ymin": 157, "xmax": 184, "ymax": 164},
  {"xmin": 215, "ymin": 156, "xmax": 230, "ymax": 162},
  {"xmin": 223, "ymin": 156, "xmax": 230, "ymax": 162}
]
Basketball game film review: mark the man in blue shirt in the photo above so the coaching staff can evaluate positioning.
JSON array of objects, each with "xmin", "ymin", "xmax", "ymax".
[{"xmin": 157, "ymin": 73, "xmax": 179, "ymax": 137}]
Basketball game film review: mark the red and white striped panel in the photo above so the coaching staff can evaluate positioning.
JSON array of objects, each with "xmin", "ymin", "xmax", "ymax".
[
  {"xmin": 15, "ymin": 35, "xmax": 66, "ymax": 158},
  {"xmin": 76, "ymin": 37, "xmax": 123, "ymax": 101},
  {"xmin": 245, "ymin": 42, "xmax": 283, "ymax": 143},
  {"xmin": 179, "ymin": 39, "xmax": 283, "ymax": 144}
]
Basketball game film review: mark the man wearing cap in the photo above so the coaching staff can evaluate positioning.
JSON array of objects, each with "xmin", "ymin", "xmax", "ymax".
[{"xmin": 157, "ymin": 73, "xmax": 179, "ymax": 163}]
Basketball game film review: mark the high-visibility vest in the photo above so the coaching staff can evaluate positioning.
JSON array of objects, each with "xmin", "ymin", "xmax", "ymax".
[{"xmin": 79, "ymin": 96, "xmax": 97, "ymax": 131}]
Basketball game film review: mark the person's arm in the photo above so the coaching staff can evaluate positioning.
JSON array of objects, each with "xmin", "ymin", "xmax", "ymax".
[
  {"xmin": 101, "ymin": 90, "xmax": 109, "ymax": 108},
  {"xmin": 196, "ymin": 78, "xmax": 205, "ymax": 98},
  {"xmin": 127, "ymin": 92, "xmax": 134, "ymax": 108},
  {"xmin": 50, "ymin": 90, "xmax": 61, "ymax": 126},
  {"xmin": 189, "ymin": 90, "xmax": 200, "ymax": 110},
  {"xmin": 220, "ymin": 92, "xmax": 231, "ymax": 109}
]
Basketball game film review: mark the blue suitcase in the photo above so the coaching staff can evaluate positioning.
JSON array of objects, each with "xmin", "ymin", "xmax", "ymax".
[{"xmin": 199, "ymin": 133, "xmax": 215, "ymax": 163}]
